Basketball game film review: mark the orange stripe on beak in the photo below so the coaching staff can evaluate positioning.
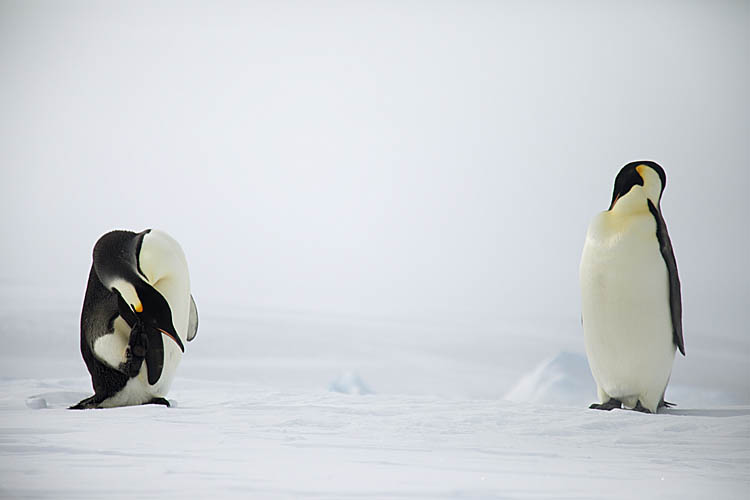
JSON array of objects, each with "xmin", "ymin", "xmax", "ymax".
[
  {"xmin": 158, "ymin": 328, "xmax": 184, "ymax": 351},
  {"xmin": 609, "ymin": 193, "xmax": 621, "ymax": 210}
]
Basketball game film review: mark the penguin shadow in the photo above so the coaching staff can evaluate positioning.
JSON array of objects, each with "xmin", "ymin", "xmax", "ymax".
[{"xmin": 661, "ymin": 408, "xmax": 750, "ymax": 418}]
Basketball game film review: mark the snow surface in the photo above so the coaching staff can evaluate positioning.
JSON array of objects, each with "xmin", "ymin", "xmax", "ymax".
[{"xmin": 1, "ymin": 286, "xmax": 749, "ymax": 499}]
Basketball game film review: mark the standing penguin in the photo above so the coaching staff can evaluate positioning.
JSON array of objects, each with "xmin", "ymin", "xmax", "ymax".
[
  {"xmin": 71, "ymin": 229, "xmax": 198, "ymax": 409},
  {"xmin": 580, "ymin": 161, "xmax": 684, "ymax": 413}
]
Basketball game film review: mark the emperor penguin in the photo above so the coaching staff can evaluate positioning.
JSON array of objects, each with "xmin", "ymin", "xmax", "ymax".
[
  {"xmin": 580, "ymin": 161, "xmax": 684, "ymax": 414},
  {"xmin": 71, "ymin": 229, "xmax": 198, "ymax": 409}
]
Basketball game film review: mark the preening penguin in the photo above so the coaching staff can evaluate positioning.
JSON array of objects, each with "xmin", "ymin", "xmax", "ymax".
[
  {"xmin": 71, "ymin": 229, "xmax": 198, "ymax": 409},
  {"xmin": 580, "ymin": 161, "xmax": 684, "ymax": 414}
]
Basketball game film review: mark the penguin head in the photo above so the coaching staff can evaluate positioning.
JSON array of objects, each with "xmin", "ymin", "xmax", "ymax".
[
  {"xmin": 609, "ymin": 161, "xmax": 666, "ymax": 213},
  {"xmin": 92, "ymin": 229, "xmax": 185, "ymax": 352}
]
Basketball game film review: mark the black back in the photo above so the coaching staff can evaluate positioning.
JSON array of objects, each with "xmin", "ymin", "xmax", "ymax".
[{"xmin": 78, "ymin": 265, "xmax": 129, "ymax": 398}]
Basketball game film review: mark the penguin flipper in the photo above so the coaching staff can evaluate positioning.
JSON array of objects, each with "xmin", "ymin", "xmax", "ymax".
[
  {"xmin": 144, "ymin": 327, "xmax": 165, "ymax": 385},
  {"xmin": 187, "ymin": 294, "xmax": 198, "ymax": 342},
  {"xmin": 647, "ymin": 200, "xmax": 685, "ymax": 356}
]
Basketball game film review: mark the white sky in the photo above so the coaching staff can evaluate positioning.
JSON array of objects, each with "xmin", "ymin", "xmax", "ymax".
[{"xmin": 1, "ymin": 1, "xmax": 748, "ymax": 337}]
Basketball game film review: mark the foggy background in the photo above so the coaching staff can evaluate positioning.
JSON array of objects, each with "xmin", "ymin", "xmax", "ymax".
[{"xmin": 1, "ymin": 1, "xmax": 748, "ymax": 399}]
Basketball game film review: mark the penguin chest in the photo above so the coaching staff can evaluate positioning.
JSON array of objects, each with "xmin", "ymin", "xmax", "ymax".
[{"xmin": 580, "ymin": 212, "xmax": 675, "ymax": 400}]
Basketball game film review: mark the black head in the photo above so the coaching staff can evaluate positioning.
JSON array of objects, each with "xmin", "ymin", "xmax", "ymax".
[
  {"xmin": 609, "ymin": 160, "xmax": 666, "ymax": 210},
  {"xmin": 92, "ymin": 230, "xmax": 148, "ymax": 285}
]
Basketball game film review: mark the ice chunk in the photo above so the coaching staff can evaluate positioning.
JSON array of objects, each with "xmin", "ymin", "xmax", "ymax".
[
  {"xmin": 328, "ymin": 371, "xmax": 373, "ymax": 395},
  {"xmin": 504, "ymin": 351, "xmax": 594, "ymax": 406}
]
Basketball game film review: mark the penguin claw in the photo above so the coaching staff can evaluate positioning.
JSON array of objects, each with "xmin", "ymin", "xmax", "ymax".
[
  {"xmin": 121, "ymin": 346, "xmax": 144, "ymax": 377},
  {"xmin": 129, "ymin": 321, "xmax": 149, "ymax": 353},
  {"xmin": 120, "ymin": 321, "xmax": 149, "ymax": 377},
  {"xmin": 131, "ymin": 344, "xmax": 147, "ymax": 358},
  {"xmin": 589, "ymin": 398, "xmax": 622, "ymax": 411},
  {"xmin": 147, "ymin": 397, "xmax": 171, "ymax": 407}
]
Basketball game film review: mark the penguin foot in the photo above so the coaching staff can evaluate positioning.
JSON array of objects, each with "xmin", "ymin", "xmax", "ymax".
[
  {"xmin": 659, "ymin": 399, "xmax": 676, "ymax": 408},
  {"xmin": 632, "ymin": 401, "xmax": 652, "ymax": 413},
  {"xmin": 147, "ymin": 397, "xmax": 170, "ymax": 407},
  {"xmin": 69, "ymin": 394, "xmax": 105, "ymax": 410},
  {"xmin": 589, "ymin": 398, "xmax": 622, "ymax": 411}
]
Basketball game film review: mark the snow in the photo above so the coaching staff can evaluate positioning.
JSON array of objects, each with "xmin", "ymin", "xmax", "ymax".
[
  {"xmin": 1, "ymin": 287, "xmax": 749, "ymax": 499},
  {"xmin": 2, "ymin": 380, "xmax": 749, "ymax": 500}
]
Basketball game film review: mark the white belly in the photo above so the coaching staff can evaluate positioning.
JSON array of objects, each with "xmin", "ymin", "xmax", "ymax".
[{"xmin": 580, "ymin": 211, "xmax": 675, "ymax": 412}]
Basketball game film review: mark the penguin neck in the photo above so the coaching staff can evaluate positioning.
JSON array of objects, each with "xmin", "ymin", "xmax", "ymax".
[
  {"xmin": 609, "ymin": 187, "xmax": 656, "ymax": 217},
  {"xmin": 138, "ymin": 231, "xmax": 191, "ymax": 343},
  {"xmin": 151, "ymin": 276, "xmax": 190, "ymax": 344}
]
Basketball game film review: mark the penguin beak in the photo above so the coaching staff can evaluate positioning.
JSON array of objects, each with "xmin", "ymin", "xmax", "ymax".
[
  {"xmin": 158, "ymin": 326, "xmax": 185, "ymax": 352},
  {"xmin": 129, "ymin": 282, "xmax": 186, "ymax": 353},
  {"xmin": 609, "ymin": 194, "xmax": 621, "ymax": 210}
]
